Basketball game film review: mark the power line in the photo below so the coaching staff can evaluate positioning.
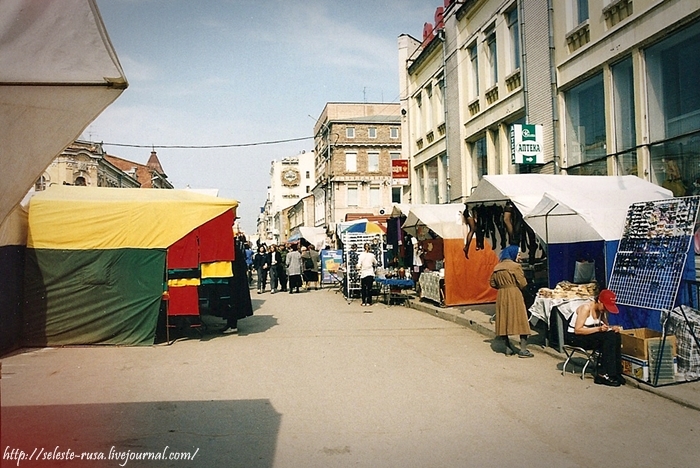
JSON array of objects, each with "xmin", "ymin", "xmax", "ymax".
[{"xmin": 102, "ymin": 135, "xmax": 313, "ymax": 150}]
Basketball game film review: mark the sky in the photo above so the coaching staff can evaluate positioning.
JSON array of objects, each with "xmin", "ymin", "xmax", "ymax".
[{"xmin": 84, "ymin": 0, "xmax": 435, "ymax": 234}]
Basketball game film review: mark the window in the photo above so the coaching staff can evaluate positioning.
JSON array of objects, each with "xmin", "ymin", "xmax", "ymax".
[
  {"xmin": 347, "ymin": 185, "xmax": 358, "ymax": 206},
  {"xmin": 507, "ymin": 8, "xmax": 520, "ymax": 72},
  {"xmin": 426, "ymin": 159, "xmax": 439, "ymax": 204},
  {"xmin": 305, "ymin": 171, "xmax": 310, "ymax": 178},
  {"xmin": 35, "ymin": 174, "xmax": 48, "ymax": 191},
  {"xmin": 611, "ymin": 57, "xmax": 636, "ymax": 152},
  {"xmin": 368, "ymin": 152, "xmax": 379, "ymax": 172},
  {"xmin": 486, "ymin": 28, "xmax": 498, "ymax": 87},
  {"xmin": 368, "ymin": 127, "xmax": 377, "ymax": 139},
  {"xmin": 345, "ymin": 152, "xmax": 357, "ymax": 172},
  {"xmin": 646, "ymin": 22, "xmax": 700, "ymax": 142},
  {"xmin": 390, "ymin": 127, "xmax": 399, "ymax": 139},
  {"xmin": 370, "ymin": 186, "xmax": 381, "ymax": 207},
  {"xmin": 468, "ymin": 43, "xmax": 479, "ymax": 98},
  {"xmin": 346, "ymin": 127, "xmax": 355, "ymax": 138},
  {"xmin": 306, "ymin": 186, "xmax": 310, "ymax": 193},
  {"xmin": 576, "ymin": 0, "xmax": 589, "ymax": 25},
  {"xmin": 390, "ymin": 152, "xmax": 401, "ymax": 160},
  {"xmin": 474, "ymin": 137, "xmax": 487, "ymax": 180},
  {"xmin": 564, "ymin": 73, "xmax": 606, "ymax": 169},
  {"xmin": 392, "ymin": 187, "xmax": 402, "ymax": 204},
  {"xmin": 646, "ymin": 22, "xmax": 700, "ymax": 193}
]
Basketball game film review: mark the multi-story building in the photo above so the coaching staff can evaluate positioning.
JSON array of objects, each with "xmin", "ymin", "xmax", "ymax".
[
  {"xmin": 401, "ymin": 0, "xmax": 700, "ymax": 202},
  {"xmin": 401, "ymin": 0, "xmax": 554, "ymax": 204},
  {"xmin": 257, "ymin": 151, "xmax": 315, "ymax": 243},
  {"xmin": 552, "ymin": 0, "xmax": 700, "ymax": 195},
  {"xmin": 313, "ymin": 102, "xmax": 402, "ymax": 238},
  {"xmin": 35, "ymin": 140, "xmax": 141, "ymax": 190},
  {"xmin": 105, "ymin": 151, "xmax": 173, "ymax": 189}
]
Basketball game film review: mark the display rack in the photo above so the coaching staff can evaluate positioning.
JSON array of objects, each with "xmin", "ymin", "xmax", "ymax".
[
  {"xmin": 341, "ymin": 232, "xmax": 384, "ymax": 303},
  {"xmin": 608, "ymin": 196, "xmax": 700, "ymax": 385},
  {"xmin": 608, "ymin": 197, "xmax": 700, "ymax": 311}
]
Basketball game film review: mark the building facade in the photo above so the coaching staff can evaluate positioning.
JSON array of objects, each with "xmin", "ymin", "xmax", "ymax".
[
  {"xmin": 105, "ymin": 150, "xmax": 173, "ymax": 189},
  {"xmin": 313, "ymin": 102, "xmax": 402, "ymax": 237},
  {"xmin": 552, "ymin": 0, "xmax": 700, "ymax": 196},
  {"xmin": 35, "ymin": 140, "xmax": 141, "ymax": 190},
  {"xmin": 401, "ymin": 0, "xmax": 700, "ymax": 202},
  {"xmin": 257, "ymin": 151, "xmax": 315, "ymax": 243},
  {"xmin": 401, "ymin": 0, "xmax": 555, "ymax": 204}
]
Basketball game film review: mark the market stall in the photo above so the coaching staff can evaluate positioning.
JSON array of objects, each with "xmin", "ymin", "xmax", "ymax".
[
  {"xmin": 402, "ymin": 204, "xmax": 498, "ymax": 306},
  {"xmin": 468, "ymin": 175, "xmax": 674, "ymax": 288},
  {"xmin": 23, "ymin": 186, "xmax": 241, "ymax": 346},
  {"xmin": 0, "ymin": 0, "xmax": 127, "ymax": 354}
]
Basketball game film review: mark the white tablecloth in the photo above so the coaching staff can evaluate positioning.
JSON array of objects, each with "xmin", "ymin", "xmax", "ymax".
[{"xmin": 529, "ymin": 296, "xmax": 592, "ymax": 326}]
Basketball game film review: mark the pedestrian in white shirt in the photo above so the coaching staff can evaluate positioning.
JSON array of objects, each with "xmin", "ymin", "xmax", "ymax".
[{"xmin": 357, "ymin": 243, "xmax": 377, "ymax": 306}]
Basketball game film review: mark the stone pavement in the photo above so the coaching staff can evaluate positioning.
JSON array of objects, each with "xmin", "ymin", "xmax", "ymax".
[{"xmin": 402, "ymin": 292, "xmax": 700, "ymax": 412}]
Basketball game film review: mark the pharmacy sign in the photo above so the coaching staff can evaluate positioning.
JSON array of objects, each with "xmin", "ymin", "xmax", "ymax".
[{"xmin": 510, "ymin": 124, "xmax": 544, "ymax": 165}]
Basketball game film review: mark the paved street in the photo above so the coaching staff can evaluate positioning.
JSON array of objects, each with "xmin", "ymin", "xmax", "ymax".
[{"xmin": 2, "ymin": 288, "xmax": 699, "ymax": 468}]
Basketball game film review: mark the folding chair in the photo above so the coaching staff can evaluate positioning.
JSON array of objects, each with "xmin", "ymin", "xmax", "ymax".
[{"xmin": 562, "ymin": 345, "xmax": 600, "ymax": 379}]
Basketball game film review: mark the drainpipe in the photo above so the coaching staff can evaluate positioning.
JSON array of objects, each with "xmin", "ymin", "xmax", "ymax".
[
  {"xmin": 439, "ymin": 28, "xmax": 451, "ymax": 203},
  {"xmin": 548, "ymin": 0, "xmax": 561, "ymax": 174}
]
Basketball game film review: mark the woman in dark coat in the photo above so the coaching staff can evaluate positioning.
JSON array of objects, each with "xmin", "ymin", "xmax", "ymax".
[
  {"xmin": 489, "ymin": 245, "xmax": 533, "ymax": 358},
  {"xmin": 253, "ymin": 245, "xmax": 270, "ymax": 294},
  {"xmin": 222, "ymin": 235, "xmax": 254, "ymax": 334}
]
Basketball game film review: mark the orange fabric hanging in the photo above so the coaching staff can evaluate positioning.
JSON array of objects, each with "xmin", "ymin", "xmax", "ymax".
[{"xmin": 443, "ymin": 238, "xmax": 498, "ymax": 306}]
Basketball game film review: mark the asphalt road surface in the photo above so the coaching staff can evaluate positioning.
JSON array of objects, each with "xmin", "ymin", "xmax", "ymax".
[{"xmin": 2, "ymin": 288, "xmax": 699, "ymax": 467}]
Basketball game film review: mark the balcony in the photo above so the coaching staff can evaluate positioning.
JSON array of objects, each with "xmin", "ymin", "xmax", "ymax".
[
  {"xmin": 437, "ymin": 122, "xmax": 446, "ymax": 136},
  {"xmin": 426, "ymin": 131, "xmax": 434, "ymax": 144},
  {"xmin": 468, "ymin": 98, "xmax": 480, "ymax": 116},
  {"xmin": 603, "ymin": 0, "xmax": 633, "ymax": 28},
  {"xmin": 566, "ymin": 20, "xmax": 590, "ymax": 52},
  {"xmin": 416, "ymin": 138, "xmax": 424, "ymax": 150},
  {"xmin": 485, "ymin": 85, "xmax": 499, "ymax": 105},
  {"xmin": 505, "ymin": 69, "xmax": 521, "ymax": 92}
]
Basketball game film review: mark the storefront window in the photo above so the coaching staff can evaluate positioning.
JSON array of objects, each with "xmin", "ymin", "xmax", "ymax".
[
  {"xmin": 616, "ymin": 151, "xmax": 638, "ymax": 176},
  {"xmin": 565, "ymin": 73, "xmax": 606, "ymax": 168},
  {"xmin": 612, "ymin": 57, "xmax": 636, "ymax": 152},
  {"xmin": 426, "ymin": 159, "xmax": 439, "ymax": 204},
  {"xmin": 646, "ymin": 22, "xmax": 700, "ymax": 142},
  {"xmin": 649, "ymin": 135, "xmax": 700, "ymax": 197},
  {"xmin": 474, "ymin": 137, "xmax": 487, "ymax": 179}
]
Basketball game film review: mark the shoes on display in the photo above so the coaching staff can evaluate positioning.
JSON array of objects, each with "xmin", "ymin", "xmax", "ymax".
[{"xmin": 594, "ymin": 374, "xmax": 621, "ymax": 387}]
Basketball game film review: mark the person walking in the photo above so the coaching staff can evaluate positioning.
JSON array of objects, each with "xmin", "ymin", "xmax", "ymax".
[
  {"xmin": 244, "ymin": 242, "xmax": 254, "ymax": 285},
  {"xmin": 253, "ymin": 245, "xmax": 270, "ymax": 294},
  {"xmin": 286, "ymin": 244, "xmax": 303, "ymax": 293},
  {"xmin": 489, "ymin": 244, "xmax": 533, "ymax": 358},
  {"xmin": 278, "ymin": 244, "xmax": 289, "ymax": 292},
  {"xmin": 357, "ymin": 243, "xmax": 377, "ymax": 306},
  {"xmin": 268, "ymin": 244, "xmax": 282, "ymax": 294}
]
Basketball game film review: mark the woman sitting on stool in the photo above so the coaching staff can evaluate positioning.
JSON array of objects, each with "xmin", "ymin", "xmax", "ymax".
[{"xmin": 565, "ymin": 289, "xmax": 624, "ymax": 387}]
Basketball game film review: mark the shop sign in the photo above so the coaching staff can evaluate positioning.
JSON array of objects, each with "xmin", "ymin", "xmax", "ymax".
[
  {"xmin": 392, "ymin": 159, "xmax": 409, "ymax": 186},
  {"xmin": 511, "ymin": 123, "xmax": 544, "ymax": 165}
]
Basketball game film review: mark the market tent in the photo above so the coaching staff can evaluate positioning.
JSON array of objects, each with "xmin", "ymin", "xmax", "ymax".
[
  {"xmin": 468, "ymin": 174, "xmax": 674, "ymax": 286},
  {"xmin": 343, "ymin": 221, "xmax": 386, "ymax": 235},
  {"xmin": 288, "ymin": 226, "xmax": 326, "ymax": 250},
  {"xmin": 402, "ymin": 204, "xmax": 497, "ymax": 306},
  {"xmin": 0, "ymin": 0, "xmax": 127, "ymax": 226},
  {"xmin": 0, "ymin": 201, "xmax": 29, "ymax": 354},
  {"xmin": 23, "ymin": 186, "xmax": 238, "ymax": 346}
]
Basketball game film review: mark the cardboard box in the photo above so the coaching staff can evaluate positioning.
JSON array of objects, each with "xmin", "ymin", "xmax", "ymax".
[
  {"xmin": 621, "ymin": 354, "xmax": 678, "ymax": 384},
  {"xmin": 620, "ymin": 328, "xmax": 676, "ymax": 361}
]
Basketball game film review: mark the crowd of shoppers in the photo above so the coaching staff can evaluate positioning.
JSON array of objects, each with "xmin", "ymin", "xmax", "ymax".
[{"xmin": 245, "ymin": 241, "xmax": 322, "ymax": 295}]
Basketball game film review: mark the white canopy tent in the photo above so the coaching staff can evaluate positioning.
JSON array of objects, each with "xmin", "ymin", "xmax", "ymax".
[
  {"xmin": 467, "ymin": 175, "xmax": 673, "ymax": 244},
  {"xmin": 0, "ymin": 0, "xmax": 128, "ymax": 225},
  {"xmin": 401, "ymin": 204, "xmax": 466, "ymax": 240}
]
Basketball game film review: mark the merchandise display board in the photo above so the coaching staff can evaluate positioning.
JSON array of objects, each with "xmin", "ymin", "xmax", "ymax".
[
  {"xmin": 341, "ymin": 232, "xmax": 384, "ymax": 301},
  {"xmin": 608, "ymin": 197, "xmax": 700, "ymax": 311}
]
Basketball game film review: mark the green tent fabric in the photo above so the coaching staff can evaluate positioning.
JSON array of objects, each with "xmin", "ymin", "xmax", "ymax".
[{"xmin": 23, "ymin": 249, "xmax": 165, "ymax": 346}]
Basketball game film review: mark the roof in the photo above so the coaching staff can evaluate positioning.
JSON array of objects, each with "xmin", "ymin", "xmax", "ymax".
[
  {"xmin": 468, "ymin": 175, "xmax": 673, "ymax": 242},
  {"xmin": 27, "ymin": 186, "xmax": 238, "ymax": 250}
]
